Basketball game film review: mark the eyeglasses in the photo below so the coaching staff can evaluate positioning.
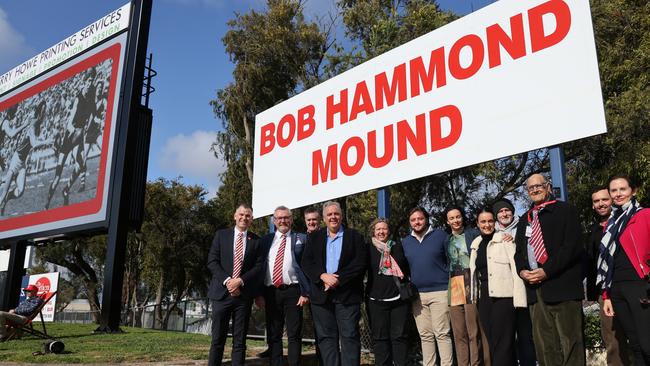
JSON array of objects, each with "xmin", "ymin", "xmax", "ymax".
[{"xmin": 526, "ymin": 183, "xmax": 547, "ymax": 192}]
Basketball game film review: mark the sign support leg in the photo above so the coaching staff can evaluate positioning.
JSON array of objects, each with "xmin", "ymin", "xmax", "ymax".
[
  {"xmin": 0, "ymin": 240, "xmax": 27, "ymax": 311},
  {"xmin": 377, "ymin": 187, "xmax": 391, "ymax": 218},
  {"xmin": 549, "ymin": 146, "xmax": 568, "ymax": 201}
]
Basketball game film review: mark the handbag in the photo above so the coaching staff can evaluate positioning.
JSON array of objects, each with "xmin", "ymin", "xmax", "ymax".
[{"xmin": 392, "ymin": 276, "xmax": 416, "ymax": 301}]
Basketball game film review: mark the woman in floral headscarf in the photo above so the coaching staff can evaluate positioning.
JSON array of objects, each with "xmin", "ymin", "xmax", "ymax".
[{"xmin": 366, "ymin": 218, "xmax": 411, "ymax": 366}]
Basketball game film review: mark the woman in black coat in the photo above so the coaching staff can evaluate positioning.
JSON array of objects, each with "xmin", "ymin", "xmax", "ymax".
[{"xmin": 366, "ymin": 218, "xmax": 411, "ymax": 366}]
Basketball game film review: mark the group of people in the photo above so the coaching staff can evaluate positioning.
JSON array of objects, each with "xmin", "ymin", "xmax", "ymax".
[{"xmin": 206, "ymin": 173, "xmax": 650, "ymax": 366}]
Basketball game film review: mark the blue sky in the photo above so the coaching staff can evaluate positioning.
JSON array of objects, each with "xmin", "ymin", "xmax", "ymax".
[{"xmin": 0, "ymin": 0, "xmax": 494, "ymax": 198}]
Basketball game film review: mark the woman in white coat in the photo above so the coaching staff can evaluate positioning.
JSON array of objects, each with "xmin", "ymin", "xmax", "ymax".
[{"xmin": 469, "ymin": 207, "xmax": 527, "ymax": 366}]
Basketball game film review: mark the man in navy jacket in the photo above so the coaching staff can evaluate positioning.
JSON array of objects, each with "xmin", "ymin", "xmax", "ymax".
[
  {"xmin": 301, "ymin": 201, "xmax": 367, "ymax": 366},
  {"xmin": 207, "ymin": 203, "xmax": 263, "ymax": 366},
  {"xmin": 259, "ymin": 205, "xmax": 310, "ymax": 366}
]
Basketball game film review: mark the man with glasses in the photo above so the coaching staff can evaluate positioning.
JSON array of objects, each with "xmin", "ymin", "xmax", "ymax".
[
  {"xmin": 259, "ymin": 206, "xmax": 310, "ymax": 366},
  {"xmin": 514, "ymin": 174, "xmax": 585, "ymax": 366}
]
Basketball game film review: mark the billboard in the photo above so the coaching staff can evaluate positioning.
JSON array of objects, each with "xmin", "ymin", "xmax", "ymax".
[
  {"xmin": 252, "ymin": 0, "xmax": 606, "ymax": 217},
  {"xmin": 0, "ymin": 4, "xmax": 131, "ymax": 239},
  {"xmin": 20, "ymin": 272, "xmax": 60, "ymax": 322}
]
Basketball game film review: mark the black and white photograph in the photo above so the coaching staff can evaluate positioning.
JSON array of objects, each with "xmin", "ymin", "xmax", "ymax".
[{"xmin": 0, "ymin": 59, "xmax": 113, "ymax": 219}]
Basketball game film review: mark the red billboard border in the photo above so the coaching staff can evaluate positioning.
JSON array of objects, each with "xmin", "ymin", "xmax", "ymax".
[{"xmin": 0, "ymin": 43, "xmax": 122, "ymax": 232}]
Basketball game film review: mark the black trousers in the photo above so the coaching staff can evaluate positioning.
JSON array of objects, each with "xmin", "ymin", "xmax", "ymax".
[
  {"xmin": 311, "ymin": 302, "xmax": 361, "ymax": 366},
  {"xmin": 367, "ymin": 299, "xmax": 409, "ymax": 366},
  {"xmin": 610, "ymin": 280, "xmax": 650, "ymax": 366},
  {"xmin": 264, "ymin": 285, "xmax": 303, "ymax": 366},
  {"xmin": 209, "ymin": 296, "xmax": 252, "ymax": 366},
  {"xmin": 515, "ymin": 307, "xmax": 537, "ymax": 366},
  {"xmin": 478, "ymin": 294, "xmax": 517, "ymax": 366}
]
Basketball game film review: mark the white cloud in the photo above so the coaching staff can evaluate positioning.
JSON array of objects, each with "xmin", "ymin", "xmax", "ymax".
[
  {"xmin": 0, "ymin": 7, "xmax": 33, "ymax": 73},
  {"xmin": 159, "ymin": 130, "xmax": 226, "ymax": 196}
]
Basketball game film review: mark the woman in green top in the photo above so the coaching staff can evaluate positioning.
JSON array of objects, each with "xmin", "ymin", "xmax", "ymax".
[{"xmin": 444, "ymin": 206, "xmax": 487, "ymax": 366}]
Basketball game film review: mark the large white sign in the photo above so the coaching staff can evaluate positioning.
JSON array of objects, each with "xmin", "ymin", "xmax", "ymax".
[{"xmin": 252, "ymin": 0, "xmax": 606, "ymax": 216}]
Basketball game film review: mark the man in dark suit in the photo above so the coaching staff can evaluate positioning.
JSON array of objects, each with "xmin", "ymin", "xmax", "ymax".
[
  {"xmin": 301, "ymin": 201, "xmax": 367, "ymax": 366},
  {"xmin": 207, "ymin": 203, "xmax": 264, "ymax": 366},
  {"xmin": 259, "ymin": 205, "xmax": 310, "ymax": 366},
  {"xmin": 514, "ymin": 174, "xmax": 585, "ymax": 366}
]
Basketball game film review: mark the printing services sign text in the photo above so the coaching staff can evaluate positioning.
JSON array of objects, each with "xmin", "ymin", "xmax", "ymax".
[{"xmin": 252, "ymin": 0, "xmax": 606, "ymax": 217}]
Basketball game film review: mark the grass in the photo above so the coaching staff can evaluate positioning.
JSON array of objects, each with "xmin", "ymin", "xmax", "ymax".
[{"xmin": 0, "ymin": 323, "xmax": 267, "ymax": 364}]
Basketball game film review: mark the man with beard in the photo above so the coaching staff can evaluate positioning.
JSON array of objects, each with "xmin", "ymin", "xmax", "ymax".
[
  {"xmin": 401, "ymin": 207, "xmax": 453, "ymax": 366},
  {"xmin": 586, "ymin": 187, "xmax": 631, "ymax": 366},
  {"xmin": 492, "ymin": 199, "xmax": 537, "ymax": 366}
]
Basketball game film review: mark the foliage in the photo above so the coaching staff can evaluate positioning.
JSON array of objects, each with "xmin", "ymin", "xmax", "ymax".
[
  {"xmin": 584, "ymin": 310, "xmax": 603, "ymax": 349},
  {"xmin": 33, "ymin": 179, "xmax": 222, "ymax": 326},
  {"xmin": 140, "ymin": 178, "xmax": 217, "ymax": 328},
  {"xmin": 565, "ymin": 0, "xmax": 650, "ymax": 228},
  {"xmin": 210, "ymin": 0, "xmax": 329, "ymax": 204}
]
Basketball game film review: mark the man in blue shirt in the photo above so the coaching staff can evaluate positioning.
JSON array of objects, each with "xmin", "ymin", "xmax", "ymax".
[
  {"xmin": 0, "ymin": 284, "xmax": 44, "ymax": 341},
  {"xmin": 301, "ymin": 201, "xmax": 367, "ymax": 366}
]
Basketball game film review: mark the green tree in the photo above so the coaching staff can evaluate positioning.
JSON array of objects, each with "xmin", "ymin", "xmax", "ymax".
[
  {"xmin": 564, "ymin": 0, "xmax": 650, "ymax": 228},
  {"xmin": 140, "ymin": 178, "xmax": 216, "ymax": 329},
  {"xmin": 210, "ymin": 0, "xmax": 331, "ymax": 224},
  {"xmin": 35, "ymin": 236, "xmax": 106, "ymax": 322}
]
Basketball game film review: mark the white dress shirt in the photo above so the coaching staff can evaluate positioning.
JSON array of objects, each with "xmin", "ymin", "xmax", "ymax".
[{"xmin": 265, "ymin": 230, "xmax": 299, "ymax": 286}]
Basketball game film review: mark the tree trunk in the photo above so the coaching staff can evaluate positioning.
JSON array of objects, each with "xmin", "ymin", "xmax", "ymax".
[
  {"xmin": 154, "ymin": 271, "xmax": 164, "ymax": 329},
  {"xmin": 243, "ymin": 115, "xmax": 254, "ymax": 185}
]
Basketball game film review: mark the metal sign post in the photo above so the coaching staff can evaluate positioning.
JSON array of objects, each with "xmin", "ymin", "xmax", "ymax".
[
  {"xmin": 549, "ymin": 146, "xmax": 568, "ymax": 201},
  {"xmin": 95, "ymin": 0, "xmax": 152, "ymax": 333}
]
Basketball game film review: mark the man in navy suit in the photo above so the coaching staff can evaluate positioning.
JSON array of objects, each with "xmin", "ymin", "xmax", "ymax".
[
  {"xmin": 259, "ymin": 205, "xmax": 311, "ymax": 366},
  {"xmin": 207, "ymin": 203, "xmax": 263, "ymax": 366},
  {"xmin": 301, "ymin": 201, "xmax": 367, "ymax": 366}
]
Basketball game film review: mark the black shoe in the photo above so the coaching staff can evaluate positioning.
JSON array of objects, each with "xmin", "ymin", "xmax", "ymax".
[{"xmin": 257, "ymin": 348, "xmax": 270, "ymax": 358}]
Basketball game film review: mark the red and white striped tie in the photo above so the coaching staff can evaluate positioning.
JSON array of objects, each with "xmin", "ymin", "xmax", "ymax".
[
  {"xmin": 530, "ymin": 208, "xmax": 548, "ymax": 265},
  {"xmin": 232, "ymin": 232, "xmax": 244, "ymax": 278},
  {"xmin": 272, "ymin": 234, "xmax": 286, "ymax": 287}
]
